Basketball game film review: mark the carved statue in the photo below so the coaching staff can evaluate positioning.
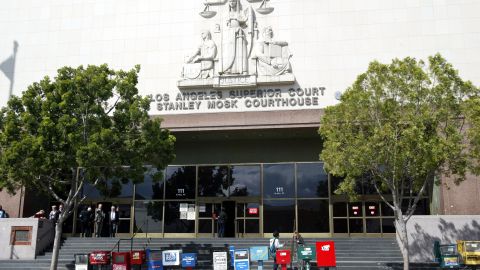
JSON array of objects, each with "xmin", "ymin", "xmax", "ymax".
[
  {"xmin": 254, "ymin": 26, "xmax": 292, "ymax": 76},
  {"xmin": 182, "ymin": 30, "xmax": 217, "ymax": 79},
  {"xmin": 178, "ymin": 0, "xmax": 295, "ymax": 89},
  {"xmin": 220, "ymin": 0, "xmax": 251, "ymax": 75}
]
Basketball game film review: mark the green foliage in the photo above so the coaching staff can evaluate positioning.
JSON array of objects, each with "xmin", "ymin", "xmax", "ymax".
[
  {"xmin": 319, "ymin": 54, "xmax": 479, "ymax": 208},
  {"xmin": 0, "ymin": 64, "xmax": 175, "ymax": 197}
]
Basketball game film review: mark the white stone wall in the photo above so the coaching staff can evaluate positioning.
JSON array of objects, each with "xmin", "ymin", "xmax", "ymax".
[
  {"xmin": 0, "ymin": 218, "xmax": 55, "ymax": 259},
  {"xmin": 0, "ymin": 0, "xmax": 479, "ymax": 115},
  {"xmin": 407, "ymin": 215, "xmax": 480, "ymax": 263}
]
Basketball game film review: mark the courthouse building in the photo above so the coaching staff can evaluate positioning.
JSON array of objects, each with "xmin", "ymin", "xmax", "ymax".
[{"xmin": 0, "ymin": 0, "xmax": 480, "ymax": 238}]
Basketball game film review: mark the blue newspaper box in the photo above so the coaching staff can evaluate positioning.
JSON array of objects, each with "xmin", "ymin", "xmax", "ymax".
[
  {"xmin": 229, "ymin": 246, "xmax": 235, "ymax": 267},
  {"xmin": 181, "ymin": 253, "xmax": 197, "ymax": 269},
  {"xmin": 249, "ymin": 247, "xmax": 268, "ymax": 270},
  {"xmin": 234, "ymin": 249, "xmax": 250, "ymax": 270},
  {"xmin": 146, "ymin": 249, "xmax": 163, "ymax": 270}
]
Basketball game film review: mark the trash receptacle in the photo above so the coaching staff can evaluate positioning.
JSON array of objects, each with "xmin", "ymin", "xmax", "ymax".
[
  {"xmin": 89, "ymin": 251, "xmax": 111, "ymax": 270},
  {"xmin": 297, "ymin": 246, "xmax": 316, "ymax": 270},
  {"xmin": 131, "ymin": 250, "xmax": 146, "ymax": 270},
  {"xmin": 434, "ymin": 241, "xmax": 460, "ymax": 269},
  {"xmin": 75, "ymin": 254, "xmax": 90, "ymax": 270},
  {"xmin": 458, "ymin": 240, "xmax": 480, "ymax": 266},
  {"xmin": 112, "ymin": 252, "xmax": 131, "ymax": 270}
]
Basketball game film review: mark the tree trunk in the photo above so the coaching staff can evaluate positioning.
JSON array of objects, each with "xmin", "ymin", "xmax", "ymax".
[
  {"xmin": 49, "ymin": 220, "xmax": 64, "ymax": 270},
  {"xmin": 395, "ymin": 218, "xmax": 410, "ymax": 270}
]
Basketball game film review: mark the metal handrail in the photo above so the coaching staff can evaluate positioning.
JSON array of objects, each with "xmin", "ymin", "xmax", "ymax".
[{"xmin": 109, "ymin": 219, "xmax": 149, "ymax": 253}]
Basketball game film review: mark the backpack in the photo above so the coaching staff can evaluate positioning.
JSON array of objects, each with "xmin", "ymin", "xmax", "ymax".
[{"xmin": 269, "ymin": 238, "xmax": 277, "ymax": 258}]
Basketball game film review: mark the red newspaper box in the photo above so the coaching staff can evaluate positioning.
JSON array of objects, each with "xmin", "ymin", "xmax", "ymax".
[
  {"xmin": 316, "ymin": 241, "xmax": 336, "ymax": 267},
  {"xmin": 276, "ymin": 249, "xmax": 291, "ymax": 270},
  {"xmin": 112, "ymin": 252, "xmax": 131, "ymax": 270},
  {"xmin": 130, "ymin": 250, "xmax": 146, "ymax": 265},
  {"xmin": 89, "ymin": 251, "xmax": 111, "ymax": 270}
]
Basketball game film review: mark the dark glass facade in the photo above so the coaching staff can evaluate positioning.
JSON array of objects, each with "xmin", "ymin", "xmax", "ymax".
[{"xmin": 77, "ymin": 161, "xmax": 430, "ymax": 237}]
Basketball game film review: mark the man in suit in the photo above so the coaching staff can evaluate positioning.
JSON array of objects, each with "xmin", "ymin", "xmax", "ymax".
[{"xmin": 108, "ymin": 205, "xmax": 119, "ymax": 237}]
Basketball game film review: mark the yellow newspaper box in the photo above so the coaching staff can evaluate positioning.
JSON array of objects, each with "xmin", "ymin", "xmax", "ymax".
[{"xmin": 457, "ymin": 240, "xmax": 480, "ymax": 266}]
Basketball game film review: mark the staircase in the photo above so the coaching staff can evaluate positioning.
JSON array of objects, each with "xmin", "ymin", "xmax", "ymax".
[{"xmin": 0, "ymin": 237, "xmax": 437, "ymax": 270}]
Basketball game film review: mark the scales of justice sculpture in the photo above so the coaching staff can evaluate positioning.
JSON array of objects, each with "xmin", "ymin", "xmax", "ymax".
[{"xmin": 178, "ymin": 0, "xmax": 295, "ymax": 89}]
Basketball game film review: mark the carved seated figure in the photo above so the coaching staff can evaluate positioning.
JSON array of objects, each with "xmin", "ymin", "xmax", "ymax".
[
  {"xmin": 182, "ymin": 30, "xmax": 217, "ymax": 79},
  {"xmin": 253, "ymin": 26, "xmax": 292, "ymax": 76}
]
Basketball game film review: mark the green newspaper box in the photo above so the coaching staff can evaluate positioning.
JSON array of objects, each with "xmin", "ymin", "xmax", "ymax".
[{"xmin": 297, "ymin": 246, "xmax": 315, "ymax": 261}]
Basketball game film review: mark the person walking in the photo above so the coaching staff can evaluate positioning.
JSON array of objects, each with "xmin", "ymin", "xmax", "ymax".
[
  {"xmin": 108, "ymin": 205, "xmax": 119, "ymax": 237},
  {"xmin": 94, "ymin": 204, "xmax": 105, "ymax": 237},
  {"xmin": 217, "ymin": 207, "xmax": 227, "ymax": 238},
  {"xmin": 269, "ymin": 231, "xmax": 284, "ymax": 270}
]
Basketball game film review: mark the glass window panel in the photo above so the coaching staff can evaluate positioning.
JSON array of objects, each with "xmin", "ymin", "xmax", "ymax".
[
  {"xmin": 349, "ymin": 219, "xmax": 363, "ymax": 233},
  {"xmin": 134, "ymin": 167, "xmax": 164, "ymax": 200},
  {"xmin": 229, "ymin": 165, "xmax": 261, "ymax": 197},
  {"xmin": 349, "ymin": 203, "xmax": 362, "ymax": 217},
  {"xmin": 246, "ymin": 203, "xmax": 259, "ymax": 217},
  {"xmin": 62, "ymin": 214, "xmax": 74, "ymax": 233},
  {"xmin": 83, "ymin": 179, "xmax": 134, "ymax": 199},
  {"xmin": 333, "ymin": 202, "xmax": 347, "ymax": 217},
  {"xmin": 237, "ymin": 219, "xmax": 244, "ymax": 234},
  {"xmin": 117, "ymin": 204, "xmax": 131, "ymax": 218},
  {"xmin": 164, "ymin": 201, "xmax": 195, "ymax": 233},
  {"xmin": 297, "ymin": 163, "xmax": 328, "ymax": 198},
  {"xmin": 198, "ymin": 166, "xmax": 230, "ymax": 197},
  {"xmin": 382, "ymin": 218, "xmax": 396, "ymax": 233},
  {"xmin": 413, "ymin": 198, "xmax": 430, "ymax": 215},
  {"xmin": 401, "ymin": 198, "xmax": 429, "ymax": 215},
  {"xmin": 298, "ymin": 200, "xmax": 329, "ymax": 233},
  {"xmin": 381, "ymin": 202, "xmax": 394, "ymax": 216},
  {"xmin": 118, "ymin": 220, "xmax": 130, "ymax": 233},
  {"xmin": 365, "ymin": 202, "xmax": 379, "ymax": 217},
  {"xmin": 237, "ymin": 203, "xmax": 245, "ymax": 218},
  {"xmin": 134, "ymin": 201, "xmax": 163, "ymax": 233},
  {"xmin": 245, "ymin": 219, "xmax": 260, "ymax": 234},
  {"xmin": 263, "ymin": 164, "xmax": 295, "ymax": 198},
  {"xmin": 198, "ymin": 219, "xmax": 213, "ymax": 234},
  {"xmin": 263, "ymin": 200, "xmax": 295, "ymax": 233},
  {"xmin": 198, "ymin": 203, "xmax": 213, "ymax": 218},
  {"xmin": 358, "ymin": 174, "xmax": 376, "ymax": 195},
  {"xmin": 330, "ymin": 176, "xmax": 343, "ymax": 196},
  {"xmin": 13, "ymin": 230, "xmax": 30, "ymax": 242},
  {"xmin": 366, "ymin": 219, "xmax": 381, "ymax": 233},
  {"xmin": 165, "ymin": 166, "xmax": 196, "ymax": 199},
  {"xmin": 333, "ymin": 219, "xmax": 348, "ymax": 233}
]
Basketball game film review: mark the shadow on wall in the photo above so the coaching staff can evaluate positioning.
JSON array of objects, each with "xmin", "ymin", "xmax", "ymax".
[
  {"xmin": 0, "ymin": 40, "xmax": 19, "ymax": 99},
  {"xmin": 409, "ymin": 218, "xmax": 480, "ymax": 262}
]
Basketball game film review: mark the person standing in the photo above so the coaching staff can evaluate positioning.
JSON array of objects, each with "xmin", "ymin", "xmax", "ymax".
[
  {"xmin": 108, "ymin": 205, "xmax": 119, "ymax": 237},
  {"xmin": 217, "ymin": 207, "xmax": 227, "ymax": 238},
  {"xmin": 94, "ymin": 204, "xmax": 105, "ymax": 237},
  {"xmin": 79, "ymin": 206, "xmax": 90, "ymax": 237},
  {"xmin": 0, "ymin": 205, "xmax": 8, "ymax": 218},
  {"xmin": 48, "ymin": 205, "xmax": 59, "ymax": 223},
  {"xmin": 269, "ymin": 231, "xmax": 284, "ymax": 270}
]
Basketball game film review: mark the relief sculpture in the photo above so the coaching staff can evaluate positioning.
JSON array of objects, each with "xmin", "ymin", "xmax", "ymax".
[
  {"xmin": 178, "ymin": 0, "xmax": 294, "ymax": 89},
  {"xmin": 183, "ymin": 30, "xmax": 217, "ymax": 79}
]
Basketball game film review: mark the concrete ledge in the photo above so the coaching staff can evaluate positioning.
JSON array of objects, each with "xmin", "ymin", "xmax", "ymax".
[
  {"xmin": 407, "ymin": 215, "xmax": 480, "ymax": 263},
  {"xmin": 0, "ymin": 218, "xmax": 55, "ymax": 260}
]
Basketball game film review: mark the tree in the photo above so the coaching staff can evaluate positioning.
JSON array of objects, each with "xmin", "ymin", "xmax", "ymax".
[
  {"xmin": 0, "ymin": 64, "xmax": 175, "ymax": 270},
  {"xmin": 319, "ymin": 54, "xmax": 479, "ymax": 270}
]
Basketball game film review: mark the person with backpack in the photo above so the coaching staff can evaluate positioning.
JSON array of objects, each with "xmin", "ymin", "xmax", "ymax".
[
  {"xmin": 269, "ymin": 231, "xmax": 284, "ymax": 270},
  {"xmin": 0, "ymin": 205, "xmax": 8, "ymax": 218}
]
